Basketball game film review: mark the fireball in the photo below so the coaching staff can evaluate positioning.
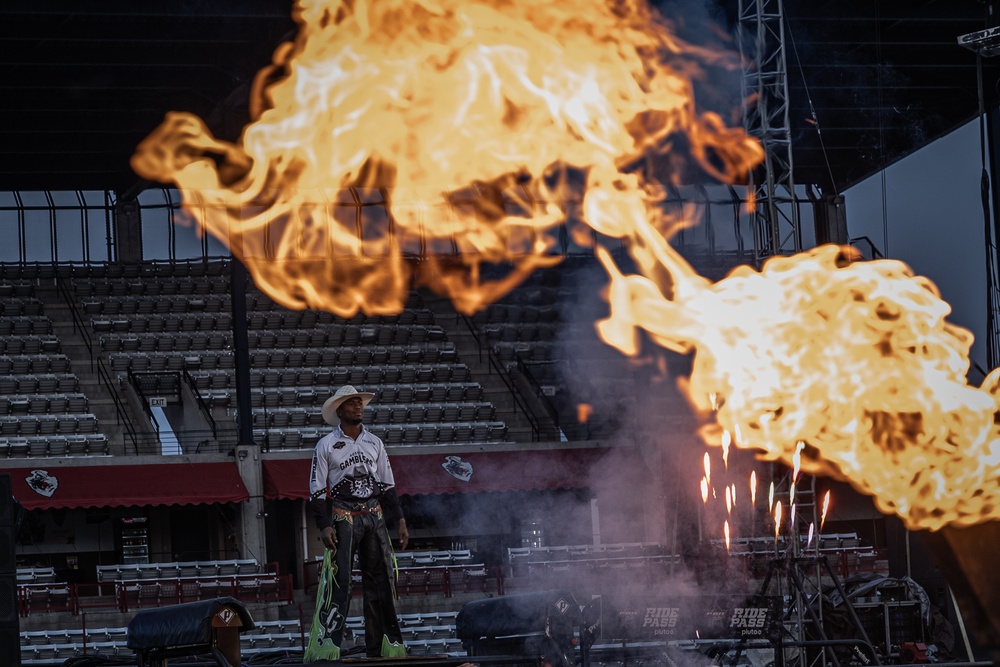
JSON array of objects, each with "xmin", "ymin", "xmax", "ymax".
[{"xmin": 132, "ymin": 0, "xmax": 760, "ymax": 316}]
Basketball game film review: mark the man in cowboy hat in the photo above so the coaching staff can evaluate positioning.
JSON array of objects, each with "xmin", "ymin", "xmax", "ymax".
[{"xmin": 307, "ymin": 385, "xmax": 408, "ymax": 659}]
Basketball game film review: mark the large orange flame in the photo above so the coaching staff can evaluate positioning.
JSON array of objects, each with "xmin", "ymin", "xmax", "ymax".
[
  {"xmin": 600, "ymin": 242, "xmax": 1000, "ymax": 530},
  {"xmin": 132, "ymin": 0, "xmax": 760, "ymax": 316}
]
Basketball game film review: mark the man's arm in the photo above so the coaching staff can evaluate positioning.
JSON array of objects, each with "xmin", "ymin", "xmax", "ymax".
[
  {"xmin": 308, "ymin": 447, "xmax": 336, "ymax": 548},
  {"xmin": 379, "ymin": 486, "xmax": 408, "ymax": 550},
  {"xmin": 374, "ymin": 437, "xmax": 408, "ymax": 549},
  {"xmin": 397, "ymin": 517, "xmax": 409, "ymax": 551},
  {"xmin": 311, "ymin": 499, "xmax": 337, "ymax": 550}
]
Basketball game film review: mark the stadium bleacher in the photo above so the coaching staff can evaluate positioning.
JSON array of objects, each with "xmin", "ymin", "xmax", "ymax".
[
  {"xmin": 0, "ymin": 281, "xmax": 106, "ymax": 457},
  {"xmin": 62, "ymin": 267, "xmax": 510, "ymax": 450}
]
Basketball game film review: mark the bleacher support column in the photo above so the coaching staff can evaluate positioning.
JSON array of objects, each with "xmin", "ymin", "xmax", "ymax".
[
  {"xmin": 230, "ymin": 259, "xmax": 254, "ymax": 455},
  {"xmin": 113, "ymin": 196, "xmax": 143, "ymax": 263},
  {"xmin": 295, "ymin": 502, "xmax": 310, "ymax": 592},
  {"xmin": 230, "ymin": 259, "xmax": 266, "ymax": 564},
  {"xmin": 235, "ymin": 443, "xmax": 265, "ymax": 564},
  {"xmin": 633, "ymin": 439, "xmax": 669, "ymax": 547},
  {"xmin": 0, "ymin": 474, "xmax": 20, "ymax": 667},
  {"xmin": 646, "ymin": 450, "xmax": 669, "ymax": 547},
  {"xmin": 590, "ymin": 498, "xmax": 601, "ymax": 546}
]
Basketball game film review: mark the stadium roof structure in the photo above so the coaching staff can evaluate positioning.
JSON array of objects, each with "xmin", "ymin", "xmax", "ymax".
[{"xmin": 1, "ymin": 0, "xmax": 998, "ymax": 195}]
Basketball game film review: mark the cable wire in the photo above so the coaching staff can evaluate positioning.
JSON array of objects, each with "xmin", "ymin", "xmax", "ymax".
[
  {"xmin": 875, "ymin": 0, "xmax": 889, "ymax": 258},
  {"xmin": 784, "ymin": 11, "xmax": 838, "ymax": 197}
]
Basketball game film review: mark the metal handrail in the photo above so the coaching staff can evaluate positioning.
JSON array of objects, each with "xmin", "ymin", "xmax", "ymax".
[
  {"xmin": 461, "ymin": 313, "xmax": 542, "ymax": 440},
  {"xmin": 116, "ymin": 573, "xmax": 295, "ymax": 612},
  {"xmin": 128, "ymin": 371, "xmax": 183, "ymax": 425},
  {"xmin": 460, "ymin": 312, "xmax": 485, "ymax": 363},
  {"xmin": 486, "ymin": 349, "xmax": 541, "ymax": 441},
  {"xmin": 56, "ymin": 273, "xmax": 142, "ymax": 453},
  {"xmin": 182, "ymin": 368, "xmax": 219, "ymax": 439},
  {"xmin": 128, "ymin": 369, "xmax": 156, "ymax": 427},
  {"xmin": 21, "ymin": 574, "xmax": 295, "ymax": 616},
  {"xmin": 55, "ymin": 275, "xmax": 94, "ymax": 371},
  {"xmin": 96, "ymin": 358, "xmax": 139, "ymax": 455},
  {"xmin": 514, "ymin": 357, "xmax": 564, "ymax": 429},
  {"xmin": 303, "ymin": 560, "xmax": 505, "ymax": 598},
  {"xmin": 848, "ymin": 235, "xmax": 885, "ymax": 260}
]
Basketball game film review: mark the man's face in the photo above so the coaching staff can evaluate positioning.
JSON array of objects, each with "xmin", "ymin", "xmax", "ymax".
[{"xmin": 337, "ymin": 396, "xmax": 365, "ymax": 425}]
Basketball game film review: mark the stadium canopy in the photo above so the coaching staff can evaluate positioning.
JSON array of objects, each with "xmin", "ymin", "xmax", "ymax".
[
  {"xmin": 3, "ymin": 462, "xmax": 250, "ymax": 511},
  {"xmin": 262, "ymin": 447, "xmax": 650, "ymax": 499}
]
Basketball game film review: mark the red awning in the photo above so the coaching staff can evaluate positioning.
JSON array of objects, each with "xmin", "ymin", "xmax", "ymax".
[
  {"xmin": 263, "ymin": 447, "xmax": 648, "ymax": 500},
  {"xmin": 2, "ymin": 462, "xmax": 250, "ymax": 511}
]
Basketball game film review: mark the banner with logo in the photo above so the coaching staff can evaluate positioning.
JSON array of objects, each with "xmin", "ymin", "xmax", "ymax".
[{"xmin": 599, "ymin": 595, "xmax": 781, "ymax": 642}]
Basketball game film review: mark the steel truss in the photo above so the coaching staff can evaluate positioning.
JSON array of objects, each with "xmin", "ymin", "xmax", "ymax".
[{"xmin": 738, "ymin": 0, "xmax": 803, "ymax": 260}]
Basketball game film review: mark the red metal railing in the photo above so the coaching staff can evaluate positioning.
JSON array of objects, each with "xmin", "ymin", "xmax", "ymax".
[
  {"xmin": 837, "ymin": 547, "xmax": 890, "ymax": 576},
  {"xmin": 19, "ymin": 574, "xmax": 295, "ymax": 616},
  {"xmin": 724, "ymin": 546, "xmax": 890, "ymax": 579},
  {"xmin": 19, "ymin": 583, "xmax": 75, "ymax": 617},
  {"xmin": 304, "ymin": 561, "xmax": 505, "ymax": 598},
  {"xmin": 117, "ymin": 574, "xmax": 294, "ymax": 612}
]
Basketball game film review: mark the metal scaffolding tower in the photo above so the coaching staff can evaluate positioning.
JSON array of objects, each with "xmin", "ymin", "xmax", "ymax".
[
  {"xmin": 738, "ymin": 0, "xmax": 803, "ymax": 259},
  {"xmin": 757, "ymin": 470, "xmax": 881, "ymax": 667}
]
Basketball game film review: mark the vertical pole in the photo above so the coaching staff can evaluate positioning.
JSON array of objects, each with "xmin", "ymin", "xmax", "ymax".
[
  {"xmin": 230, "ymin": 260, "xmax": 253, "ymax": 449},
  {"xmin": 228, "ymin": 226, "xmax": 265, "ymax": 563},
  {"xmin": 590, "ymin": 498, "xmax": 601, "ymax": 547},
  {"xmin": 113, "ymin": 197, "xmax": 144, "ymax": 265},
  {"xmin": 738, "ymin": 0, "xmax": 802, "ymax": 260},
  {"xmin": 983, "ymin": 106, "xmax": 1000, "ymax": 368}
]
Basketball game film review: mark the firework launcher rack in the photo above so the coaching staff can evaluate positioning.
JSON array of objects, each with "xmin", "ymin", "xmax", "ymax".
[{"xmin": 748, "ymin": 471, "xmax": 884, "ymax": 667}]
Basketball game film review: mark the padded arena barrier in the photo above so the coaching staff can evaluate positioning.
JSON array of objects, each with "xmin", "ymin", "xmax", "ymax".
[
  {"xmin": 126, "ymin": 596, "xmax": 255, "ymax": 667},
  {"xmin": 457, "ymin": 591, "xmax": 581, "ymax": 667}
]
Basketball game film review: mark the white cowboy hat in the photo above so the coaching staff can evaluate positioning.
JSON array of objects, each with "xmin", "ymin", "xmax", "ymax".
[{"xmin": 321, "ymin": 385, "xmax": 375, "ymax": 426}]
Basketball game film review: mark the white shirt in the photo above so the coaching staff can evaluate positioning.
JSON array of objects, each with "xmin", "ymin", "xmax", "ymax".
[{"xmin": 308, "ymin": 424, "xmax": 396, "ymax": 504}]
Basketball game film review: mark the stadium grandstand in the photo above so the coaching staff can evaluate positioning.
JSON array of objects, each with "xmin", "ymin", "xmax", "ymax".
[{"xmin": 0, "ymin": 183, "xmax": 966, "ymax": 666}]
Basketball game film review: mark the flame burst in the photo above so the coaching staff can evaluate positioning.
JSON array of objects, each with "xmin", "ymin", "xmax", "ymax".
[
  {"xmin": 132, "ymin": 0, "xmax": 759, "ymax": 316},
  {"xmin": 773, "ymin": 500, "xmax": 782, "ymax": 541},
  {"xmin": 602, "ymin": 243, "xmax": 1000, "ymax": 530},
  {"xmin": 791, "ymin": 441, "xmax": 804, "ymax": 482},
  {"xmin": 131, "ymin": 0, "xmax": 1000, "ymax": 531}
]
